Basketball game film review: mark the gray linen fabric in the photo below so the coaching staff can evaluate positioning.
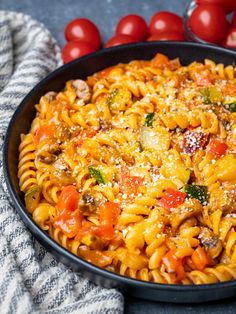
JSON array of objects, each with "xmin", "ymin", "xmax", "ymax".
[{"xmin": 0, "ymin": 11, "xmax": 124, "ymax": 314}]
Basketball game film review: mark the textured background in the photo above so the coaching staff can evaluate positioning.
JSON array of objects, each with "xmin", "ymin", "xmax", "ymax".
[{"xmin": 0, "ymin": 0, "xmax": 236, "ymax": 313}]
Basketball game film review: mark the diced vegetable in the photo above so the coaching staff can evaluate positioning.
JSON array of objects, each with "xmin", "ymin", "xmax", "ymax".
[
  {"xmin": 144, "ymin": 112, "xmax": 155, "ymax": 127},
  {"xmin": 200, "ymin": 87, "xmax": 222, "ymax": 104},
  {"xmin": 183, "ymin": 130, "xmax": 208, "ymax": 155},
  {"xmin": 93, "ymin": 225, "xmax": 115, "ymax": 241},
  {"xmin": 140, "ymin": 126, "xmax": 170, "ymax": 152},
  {"xmin": 158, "ymin": 188, "xmax": 186, "ymax": 210},
  {"xmin": 97, "ymin": 165, "xmax": 116, "ymax": 183},
  {"xmin": 107, "ymin": 88, "xmax": 131, "ymax": 110},
  {"xmin": 120, "ymin": 174, "xmax": 144, "ymax": 195},
  {"xmin": 34, "ymin": 124, "xmax": 55, "ymax": 145},
  {"xmin": 76, "ymin": 224, "xmax": 115, "ymax": 241},
  {"xmin": 99, "ymin": 202, "xmax": 121, "ymax": 226},
  {"xmin": 184, "ymin": 184, "xmax": 208, "ymax": 206},
  {"xmin": 162, "ymin": 249, "xmax": 185, "ymax": 281},
  {"xmin": 57, "ymin": 185, "xmax": 80, "ymax": 212},
  {"xmin": 215, "ymin": 154, "xmax": 236, "ymax": 181},
  {"xmin": 223, "ymin": 102, "xmax": 236, "ymax": 112},
  {"xmin": 120, "ymin": 166, "xmax": 144, "ymax": 195},
  {"xmin": 199, "ymin": 227, "xmax": 223, "ymax": 259},
  {"xmin": 54, "ymin": 210, "xmax": 82, "ymax": 238},
  {"xmin": 152, "ymin": 53, "xmax": 169, "ymax": 66},
  {"xmin": 88, "ymin": 167, "xmax": 105, "ymax": 184},
  {"xmin": 25, "ymin": 186, "xmax": 41, "ymax": 214},
  {"xmin": 191, "ymin": 246, "xmax": 209, "ymax": 271},
  {"xmin": 208, "ymin": 139, "xmax": 228, "ymax": 158}
]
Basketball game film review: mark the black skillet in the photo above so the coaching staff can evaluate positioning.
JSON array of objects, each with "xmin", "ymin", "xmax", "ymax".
[{"xmin": 3, "ymin": 42, "xmax": 236, "ymax": 303}]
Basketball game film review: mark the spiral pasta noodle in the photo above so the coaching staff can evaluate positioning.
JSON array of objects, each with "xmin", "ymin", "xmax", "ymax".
[{"xmin": 18, "ymin": 53, "xmax": 236, "ymax": 284}]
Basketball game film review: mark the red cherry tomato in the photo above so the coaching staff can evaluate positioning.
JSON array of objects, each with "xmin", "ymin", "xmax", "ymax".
[
  {"xmin": 62, "ymin": 41, "xmax": 96, "ymax": 63},
  {"xmin": 57, "ymin": 185, "xmax": 80, "ymax": 212},
  {"xmin": 34, "ymin": 124, "xmax": 55, "ymax": 145},
  {"xmin": 99, "ymin": 202, "xmax": 121, "ymax": 226},
  {"xmin": 147, "ymin": 31, "xmax": 185, "ymax": 41},
  {"xmin": 116, "ymin": 14, "xmax": 149, "ymax": 41},
  {"xmin": 149, "ymin": 12, "xmax": 184, "ymax": 36},
  {"xmin": 189, "ymin": 4, "xmax": 228, "ymax": 43},
  {"xmin": 196, "ymin": 0, "xmax": 236, "ymax": 13},
  {"xmin": 54, "ymin": 210, "xmax": 82, "ymax": 238},
  {"xmin": 105, "ymin": 34, "xmax": 138, "ymax": 48},
  {"xmin": 223, "ymin": 26, "xmax": 236, "ymax": 49},
  {"xmin": 64, "ymin": 18, "xmax": 101, "ymax": 49}
]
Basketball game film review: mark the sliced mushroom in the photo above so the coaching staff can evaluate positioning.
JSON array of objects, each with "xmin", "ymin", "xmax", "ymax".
[
  {"xmin": 50, "ymin": 158, "xmax": 75, "ymax": 185},
  {"xmin": 56, "ymin": 123, "xmax": 72, "ymax": 142},
  {"xmin": 72, "ymin": 79, "xmax": 91, "ymax": 103},
  {"xmin": 99, "ymin": 118, "xmax": 112, "ymax": 131},
  {"xmin": 36, "ymin": 143, "xmax": 61, "ymax": 164},
  {"xmin": 37, "ymin": 152, "xmax": 57, "ymax": 164},
  {"xmin": 44, "ymin": 91, "xmax": 57, "ymax": 102},
  {"xmin": 80, "ymin": 189, "xmax": 107, "ymax": 212},
  {"xmin": 48, "ymin": 142, "xmax": 61, "ymax": 155},
  {"xmin": 198, "ymin": 227, "xmax": 223, "ymax": 259}
]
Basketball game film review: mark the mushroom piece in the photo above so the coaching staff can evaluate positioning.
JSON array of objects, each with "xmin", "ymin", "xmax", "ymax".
[
  {"xmin": 72, "ymin": 79, "xmax": 91, "ymax": 103},
  {"xmin": 44, "ymin": 91, "xmax": 57, "ymax": 102},
  {"xmin": 198, "ymin": 227, "xmax": 223, "ymax": 259},
  {"xmin": 99, "ymin": 118, "xmax": 112, "ymax": 131},
  {"xmin": 56, "ymin": 122, "xmax": 72, "ymax": 142},
  {"xmin": 36, "ymin": 142, "xmax": 61, "ymax": 164},
  {"xmin": 50, "ymin": 158, "xmax": 75, "ymax": 185},
  {"xmin": 80, "ymin": 189, "xmax": 107, "ymax": 212},
  {"xmin": 37, "ymin": 152, "xmax": 57, "ymax": 164}
]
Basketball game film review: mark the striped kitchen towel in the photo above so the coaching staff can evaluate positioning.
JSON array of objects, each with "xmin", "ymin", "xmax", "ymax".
[{"xmin": 0, "ymin": 11, "xmax": 124, "ymax": 314}]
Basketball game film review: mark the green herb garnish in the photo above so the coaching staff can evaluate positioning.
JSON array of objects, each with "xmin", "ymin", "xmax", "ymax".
[
  {"xmin": 144, "ymin": 113, "xmax": 155, "ymax": 127},
  {"xmin": 184, "ymin": 184, "xmax": 208, "ymax": 206},
  {"xmin": 88, "ymin": 167, "xmax": 105, "ymax": 184}
]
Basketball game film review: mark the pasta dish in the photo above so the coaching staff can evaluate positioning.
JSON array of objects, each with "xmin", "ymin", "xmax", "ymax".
[{"xmin": 18, "ymin": 53, "xmax": 236, "ymax": 284}]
